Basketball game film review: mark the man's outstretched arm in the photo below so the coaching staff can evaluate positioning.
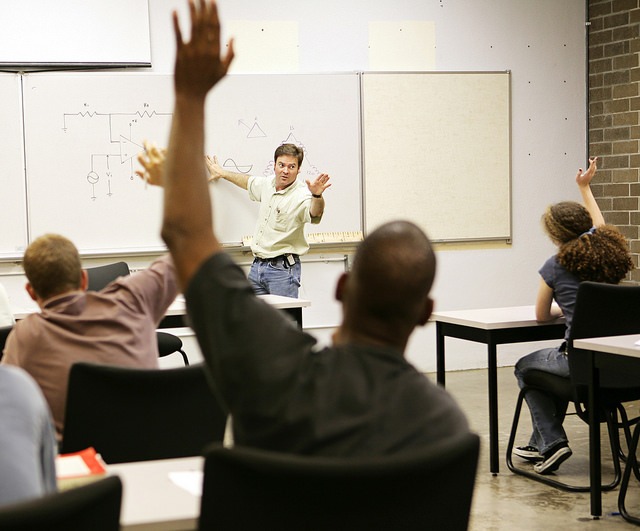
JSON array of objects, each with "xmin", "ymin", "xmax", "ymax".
[{"xmin": 161, "ymin": 0, "xmax": 234, "ymax": 290}]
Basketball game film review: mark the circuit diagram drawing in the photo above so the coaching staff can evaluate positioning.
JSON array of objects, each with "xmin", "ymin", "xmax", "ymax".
[
  {"xmin": 61, "ymin": 106, "xmax": 172, "ymax": 201},
  {"xmin": 222, "ymin": 118, "xmax": 321, "ymax": 179}
]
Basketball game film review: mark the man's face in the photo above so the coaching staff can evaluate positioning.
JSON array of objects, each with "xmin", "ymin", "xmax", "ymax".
[{"xmin": 274, "ymin": 155, "xmax": 300, "ymax": 191}]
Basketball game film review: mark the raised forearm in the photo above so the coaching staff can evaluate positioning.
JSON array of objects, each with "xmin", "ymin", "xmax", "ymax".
[
  {"xmin": 579, "ymin": 184, "xmax": 605, "ymax": 228},
  {"xmin": 162, "ymin": 95, "xmax": 220, "ymax": 289},
  {"xmin": 220, "ymin": 170, "xmax": 249, "ymax": 189}
]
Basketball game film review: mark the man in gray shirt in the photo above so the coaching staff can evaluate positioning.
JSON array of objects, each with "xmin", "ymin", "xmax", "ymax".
[{"xmin": 143, "ymin": 0, "xmax": 469, "ymax": 456}]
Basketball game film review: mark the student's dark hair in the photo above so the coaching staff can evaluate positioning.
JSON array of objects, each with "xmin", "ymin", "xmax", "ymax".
[
  {"xmin": 542, "ymin": 201, "xmax": 633, "ymax": 283},
  {"xmin": 274, "ymin": 143, "xmax": 304, "ymax": 167}
]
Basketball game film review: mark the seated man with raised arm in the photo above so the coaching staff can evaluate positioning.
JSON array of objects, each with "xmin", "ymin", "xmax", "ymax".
[
  {"xmin": 2, "ymin": 234, "xmax": 178, "ymax": 439},
  {"xmin": 143, "ymin": 0, "xmax": 469, "ymax": 456}
]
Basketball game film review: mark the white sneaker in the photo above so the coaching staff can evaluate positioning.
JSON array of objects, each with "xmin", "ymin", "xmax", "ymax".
[{"xmin": 534, "ymin": 445, "xmax": 572, "ymax": 475}]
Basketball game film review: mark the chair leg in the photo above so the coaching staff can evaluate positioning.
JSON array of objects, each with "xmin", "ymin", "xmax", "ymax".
[
  {"xmin": 603, "ymin": 409, "xmax": 622, "ymax": 490},
  {"xmin": 506, "ymin": 386, "xmax": 620, "ymax": 492},
  {"xmin": 619, "ymin": 421, "xmax": 640, "ymax": 525},
  {"xmin": 614, "ymin": 405, "xmax": 640, "ymax": 482},
  {"xmin": 179, "ymin": 349, "xmax": 189, "ymax": 366}
]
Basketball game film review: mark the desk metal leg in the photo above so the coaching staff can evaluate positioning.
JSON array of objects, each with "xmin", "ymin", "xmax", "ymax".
[
  {"xmin": 283, "ymin": 308, "xmax": 303, "ymax": 328},
  {"xmin": 588, "ymin": 352, "xmax": 602, "ymax": 518},
  {"xmin": 436, "ymin": 322, "xmax": 446, "ymax": 387},
  {"xmin": 488, "ymin": 342, "xmax": 499, "ymax": 474}
]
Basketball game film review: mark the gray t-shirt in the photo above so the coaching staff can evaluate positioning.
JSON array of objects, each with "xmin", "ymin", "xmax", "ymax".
[
  {"xmin": 186, "ymin": 252, "xmax": 470, "ymax": 457},
  {"xmin": 539, "ymin": 255, "xmax": 580, "ymax": 341}
]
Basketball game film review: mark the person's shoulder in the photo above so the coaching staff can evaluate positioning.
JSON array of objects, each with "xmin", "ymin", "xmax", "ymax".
[
  {"xmin": 0, "ymin": 365, "xmax": 39, "ymax": 394},
  {"xmin": 539, "ymin": 254, "xmax": 560, "ymax": 273},
  {"xmin": 249, "ymin": 174, "xmax": 270, "ymax": 185}
]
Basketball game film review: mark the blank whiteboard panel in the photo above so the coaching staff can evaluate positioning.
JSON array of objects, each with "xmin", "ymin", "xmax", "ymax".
[
  {"xmin": 0, "ymin": 74, "xmax": 28, "ymax": 257},
  {"xmin": 362, "ymin": 72, "xmax": 511, "ymax": 242},
  {"xmin": 23, "ymin": 73, "xmax": 361, "ymax": 254},
  {"xmin": 0, "ymin": 1, "xmax": 151, "ymax": 67}
]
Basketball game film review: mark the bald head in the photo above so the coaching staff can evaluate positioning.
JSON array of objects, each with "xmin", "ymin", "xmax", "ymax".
[{"xmin": 337, "ymin": 221, "xmax": 436, "ymax": 348}]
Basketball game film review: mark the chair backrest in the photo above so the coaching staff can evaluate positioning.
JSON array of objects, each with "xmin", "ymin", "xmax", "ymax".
[
  {"xmin": 61, "ymin": 362, "xmax": 227, "ymax": 464},
  {"xmin": 86, "ymin": 262, "xmax": 130, "ymax": 291},
  {"xmin": 199, "ymin": 432, "xmax": 480, "ymax": 531},
  {"xmin": 0, "ymin": 476, "xmax": 121, "ymax": 531},
  {"xmin": 569, "ymin": 281, "xmax": 640, "ymax": 389}
]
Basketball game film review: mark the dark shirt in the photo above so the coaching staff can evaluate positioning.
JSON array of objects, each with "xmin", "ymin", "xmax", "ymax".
[{"xmin": 186, "ymin": 252, "xmax": 469, "ymax": 457}]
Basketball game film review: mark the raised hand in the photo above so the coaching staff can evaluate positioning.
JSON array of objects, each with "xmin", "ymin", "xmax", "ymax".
[
  {"xmin": 205, "ymin": 155, "xmax": 224, "ymax": 181},
  {"xmin": 306, "ymin": 173, "xmax": 331, "ymax": 197},
  {"xmin": 136, "ymin": 140, "xmax": 166, "ymax": 187},
  {"xmin": 173, "ymin": 0, "xmax": 234, "ymax": 99},
  {"xmin": 575, "ymin": 156, "xmax": 598, "ymax": 188}
]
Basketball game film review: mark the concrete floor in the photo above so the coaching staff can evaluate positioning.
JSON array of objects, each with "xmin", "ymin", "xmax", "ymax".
[{"xmin": 437, "ymin": 366, "xmax": 640, "ymax": 530}]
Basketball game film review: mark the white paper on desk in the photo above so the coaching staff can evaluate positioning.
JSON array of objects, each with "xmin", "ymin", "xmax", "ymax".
[
  {"xmin": 169, "ymin": 470, "xmax": 203, "ymax": 496},
  {"xmin": 57, "ymin": 455, "xmax": 92, "ymax": 477}
]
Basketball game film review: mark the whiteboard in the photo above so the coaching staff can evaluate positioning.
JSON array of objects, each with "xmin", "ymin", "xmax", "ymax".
[
  {"xmin": 22, "ymin": 73, "xmax": 362, "ymax": 254},
  {"xmin": 0, "ymin": 1, "xmax": 151, "ymax": 67},
  {"xmin": 362, "ymin": 72, "xmax": 511, "ymax": 242},
  {"xmin": 206, "ymin": 74, "xmax": 362, "ymax": 242},
  {"xmin": 0, "ymin": 74, "xmax": 28, "ymax": 257}
]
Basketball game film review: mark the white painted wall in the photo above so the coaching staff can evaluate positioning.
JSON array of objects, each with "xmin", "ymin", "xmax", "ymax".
[{"xmin": 0, "ymin": 0, "xmax": 587, "ymax": 373}]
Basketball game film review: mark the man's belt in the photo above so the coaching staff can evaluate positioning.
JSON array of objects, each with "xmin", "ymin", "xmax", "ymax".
[{"xmin": 255, "ymin": 254, "xmax": 298, "ymax": 267}]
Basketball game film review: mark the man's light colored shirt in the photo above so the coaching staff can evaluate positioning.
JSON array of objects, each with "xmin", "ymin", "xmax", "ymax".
[{"xmin": 248, "ymin": 176, "xmax": 322, "ymax": 258}]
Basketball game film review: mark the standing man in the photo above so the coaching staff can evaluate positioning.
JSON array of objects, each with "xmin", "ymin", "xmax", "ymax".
[
  {"xmin": 206, "ymin": 145, "xmax": 330, "ymax": 298},
  {"xmin": 139, "ymin": 143, "xmax": 330, "ymax": 298}
]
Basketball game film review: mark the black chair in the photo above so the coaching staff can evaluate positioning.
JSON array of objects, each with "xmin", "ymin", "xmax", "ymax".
[
  {"xmin": 0, "ymin": 476, "xmax": 121, "ymax": 531},
  {"xmin": 0, "ymin": 325, "xmax": 12, "ymax": 362},
  {"xmin": 157, "ymin": 331, "xmax": 189, "ymax": 366},
  {"xmin": 86, "ymin": 261, "xmax": 130, "ymax": 292},
  {"xmin": 61, "ymin": 362, "xmax": 227, "ymax": 464},
  {"xmin": 619, "ymin": 419, "xmax": 640, "ymax": 524},
  {"xmin": 199, "ymin": 432, "xmax": 480, "ymax": 531},
  {"xmin": 507, "ymin": 281, "xmax": 640, "ymax": 491},
  {"xmin": 85, "ymin": 261, "xmax": 189, "ymax": 365}
]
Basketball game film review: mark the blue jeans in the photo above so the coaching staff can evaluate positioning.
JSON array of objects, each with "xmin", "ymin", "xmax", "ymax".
[
  {"xmin": 248, "ymin": 256, "xmax": 301, "ymax": 298},
  {"xmin": 514, "ymin": 346, "xmax": 570, "ymax": 455}
]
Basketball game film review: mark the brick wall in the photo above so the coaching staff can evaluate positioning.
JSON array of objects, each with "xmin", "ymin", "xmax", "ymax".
[{"xmin": 588, "ymin": 0, "xmax": 640, "ymax": 281}]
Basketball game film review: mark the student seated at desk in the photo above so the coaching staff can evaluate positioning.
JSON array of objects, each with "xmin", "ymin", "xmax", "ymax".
[
  {"xmin": 1, "ymin": 234, "xmax": 179, "ymax": 439},
  {"xmin": 138, "ymin": 0, "xmax": 470, "ymax": 457},
  {"xmin": 0, "ymin": 365, "xmax": 57, "ymax": 507},
  {"xmin": 513, "ymin": 157, "xmax": 633, "ymax": 474}
]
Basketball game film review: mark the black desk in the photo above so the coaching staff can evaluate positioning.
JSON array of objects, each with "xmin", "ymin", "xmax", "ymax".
[
  {"xmin": 573, "ymin": 334, "xmax": 640, "ymax": 520},
  {"xmin": 432, "ymin": 306, "xmax": 565, "ymax": 474}
]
